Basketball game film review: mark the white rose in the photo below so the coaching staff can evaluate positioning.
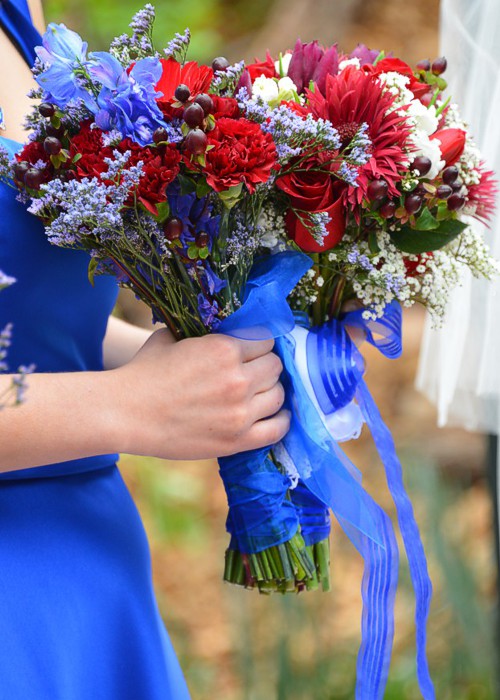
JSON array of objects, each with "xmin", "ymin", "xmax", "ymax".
[
  {"xmin": 407, "ymin": 100, "xmax": 439, "ymax": 135},
  {"xmin": 251, "ymin": 75, "xmax": 279, "ymax": 103},
  {"xmin": 410, "ymin": 130, "xmax": 444, "ymax": 179},
  {"xmin": 275, "ymin": 52, "xmax": 293, "ymax": 77}
]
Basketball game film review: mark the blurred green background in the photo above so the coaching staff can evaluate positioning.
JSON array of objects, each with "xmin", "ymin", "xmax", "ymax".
[{"xmin": 42, "ymin": 0, "xmax": 498, "ymax": 698}]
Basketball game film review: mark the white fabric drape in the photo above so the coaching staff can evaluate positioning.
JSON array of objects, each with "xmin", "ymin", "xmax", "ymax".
[{"xmin": 416, "ymin": 0, "xmax": 500, "ymax": 433}]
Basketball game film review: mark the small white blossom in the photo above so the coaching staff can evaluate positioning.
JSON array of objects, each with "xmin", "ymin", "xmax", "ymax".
[
  {"xmin": 407, "ymin": 100, "xmax": 439, "ymax": 135},
  {"xmin": 339, "ymin": 57, "xmax": 361, "ymax": 71},
  {"xmin": 409, "ymin": 130, "xmax": 444, "ymax": 179},
  {"xmin": 252, "ymin": 75, "xmax": 279, "ymax": 103}
]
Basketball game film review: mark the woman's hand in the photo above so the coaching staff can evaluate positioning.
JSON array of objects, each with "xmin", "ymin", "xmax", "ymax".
[{"xmin": 109, "ymin": 330, "xmax": 289, "ymax": 460}]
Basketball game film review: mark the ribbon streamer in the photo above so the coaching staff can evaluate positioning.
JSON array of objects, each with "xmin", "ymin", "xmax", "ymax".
[{"xmin": 218, "ymin": 250, "xmax": 434, "ymax": 699}]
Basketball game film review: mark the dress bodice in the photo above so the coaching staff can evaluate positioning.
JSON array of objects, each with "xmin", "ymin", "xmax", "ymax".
[{"xmin": 0, "ymin": 135, "xmax": 120, "ymax": 478}]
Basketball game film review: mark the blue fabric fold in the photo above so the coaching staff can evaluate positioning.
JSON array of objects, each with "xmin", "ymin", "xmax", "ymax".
[{"xmin": 217, "ymin": 251, "xmax": 434, "ymax": 699}]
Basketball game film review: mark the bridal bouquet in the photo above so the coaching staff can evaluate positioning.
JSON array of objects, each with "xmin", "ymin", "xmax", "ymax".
[{"xmin": 2, "ymin": 5, "xmax": 497, "ymax": 698}]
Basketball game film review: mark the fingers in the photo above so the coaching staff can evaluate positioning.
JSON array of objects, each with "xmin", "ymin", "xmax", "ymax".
[
  {"xmin": 249, "ymin": 382, "xmax": 285, "ymax": 422},
  {"xmin": 244, "ymin": 352, "xmax": 283, "ymax": 394},
  {"xmin": 235, "ymin": 336, "xmax": 275, "ymax": 362},
  {"xmin": 242, "ymin": 409, "xmax": 291, "ymax": 452}
]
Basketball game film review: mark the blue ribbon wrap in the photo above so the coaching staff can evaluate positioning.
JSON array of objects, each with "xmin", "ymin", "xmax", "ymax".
[{"xmin": 218, "ymin": 250, "xmax": 435, "ymax": 700}]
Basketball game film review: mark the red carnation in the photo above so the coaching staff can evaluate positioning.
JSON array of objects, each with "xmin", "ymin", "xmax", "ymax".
[
  {"xmin": 118, "ymin": 139, "xmax": 181, "ymax": 214},
  {"xmin": 17, "ymin": 140, "xmax": 51, "ymax": 168},
  {"xmin": 276, "ymin": 157, "xmax": 347, "ymax": 252},
  {"xmin": 69, "ymin": 123, "xmax": 113, "ymax": 179},
  {"xmin": 202, "ymin": 117, "xmax": 277, "ymax": 194},
  {"xmin": 156, "ymin": 58, "xmax": 213, "ymax": 118},
  {"xmin": 210, "ymin": 95, "xmax": 240, "ymax": 120}
]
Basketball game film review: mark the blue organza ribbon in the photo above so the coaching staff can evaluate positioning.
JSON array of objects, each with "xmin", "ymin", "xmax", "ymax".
[{"xmin": 218, "ymin": 250, "xmax": 434, "ymax": 700}]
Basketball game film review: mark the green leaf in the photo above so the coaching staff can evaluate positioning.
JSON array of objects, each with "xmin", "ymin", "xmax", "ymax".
[
  {"xmin": 196, "ymin": 178, "xmax": 211, "ymax": 198},
  {"xmin": 368, "ymin": 230, "xmax": 380, "ymax": 254},
  {"xmin": 187, "ymin": 244, "xmax": 198, "ymax": 260},
  {"xmin": 178, "ymin": 174, "xmax": 196, "ymax": 195},
  {"xmin": 87, "ymin": 257, "xmax": 98, "ymax": 287},
  {"xmin": 390, "ymin": 218, "xmax": 468, "ymax": 253},
  {"xmin": 218, "ymin": 182, "xmax": 243, "ymax": 210},
  {"xmin": 415, "ymin": 209, "xmax": 439, "ymax": 231},
  {"xmin": 155, "ymin": 201, "xmax": 170, "ymax": 223},
  {"xmin": 198, "ymin": 246, "xmax": 209, "ymax": 259},
  {"xmin": 72, "ymin": 153, "xmax": 82, "ymax": 164}
]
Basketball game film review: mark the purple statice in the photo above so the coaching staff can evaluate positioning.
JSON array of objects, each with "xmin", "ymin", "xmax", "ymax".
[
  {"xmin": 0, "ymin": 323, "xmax": 13, "ymax": 372},
  {"xmin": 337, "ymin": 161, "xmax": 360, "ymax": 187},
  {"xmin": 101, "ymin": 129, "xmax": 124, "ymax": 147},
  {"xmin": 35, "ymin": 23, "xmax": 97, "ymax": 111},
  {"xmin": 236, "ymin": 88, "xmax": 270, "ymax": 123},
  {"xmin": 197, "ymin": 294, "xmax": 221, "ymax": 330},
  {"xmin": 89, "ymin": 53, "xmax": 167, "ymax": 145},
  {"xmin": 0, "ymin": 106, "xmax": 5, "ymax": 131},
  {"xmin": 347, "ymin": 246, "xmax": 375, "ymax": 271},
  {"xmin": 110, "ymin": 4, "xmax": 158, "ymax": 64},
  {"xmin": 12, "ymin": 364, "xmax": 36, "ymax": 404},
  {"xmin": 226, "ymin": 216, "xmax": 262, "ymax": 266},
  {"xmin": 309, "ymin": 212, "xmax": 331, "ymax": 246},
  {"xmin": 383, "ymin": 272, "xmax": 404, "ymax": 295},
  {"xmin": 0, "ymin": 145, "xmax": 13, "ymax": 183},
  {"xmin": 345, "ymin": 122, "xmax": 371, "ymax": 165},
  {"xmin": 163, "ymin": 28, "xmax": 191, "ymax": 63},
  {"xmin": 266, "ymin": 106, "xmax": 341, "ymax": 165},
  {"xmin": 211, "ymin": 60, "xmax": 246, "ymax": 96}
]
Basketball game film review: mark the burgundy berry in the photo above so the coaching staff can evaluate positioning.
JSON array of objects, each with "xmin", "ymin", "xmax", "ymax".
[
  {"xmin": 38, "ymin": 102, "xmax": 55, "ymax": 118},
  {"xmin": 431, "ymin": 56, "xmax": 447, "ymax": 75},
  {"xmin": 416, "ymin": 59, "xmax": 431, "ymax": 72},
  {"xmin": 447, "ymin": 193, "xmax": 466, "ymax": 211},
  {"xmin": 183, "ymin": 103, "xmax": 205, "ymax": 129},
  {"xmin": 196, "ymin": 231, "xmax": 210, "ymax": 247},
  {"xmin": 405, "ymin": 194, "xmax": 423, "ymax": 215},
  {"xmin": 153, "ymin": 127, "xmax": 169, "ymax": 144},
  {"xmin": 46, "ymin": 123, "xmax": 65, "ymax": 138},
  {"xmin": 184, "ymin": 128, "xmax": 208, "ymax": 155},
  {"xmin": 174, "ymin": 83, "xmax": 191, "ymax": 102},
  {"xmin": 24, "ymin": 168, "xmax": 44, "ymax": 190},
  {"xmin": 436, "ymin": 184, "xmax": 453, "ymax": 199},
  {"xmin": 410, "ymin": 156, "xmax": 432, "ymax": 177},
  {"xmin": 194, "ymin": 93, "xmax": 214, "ymax": 116},
  {"xmin": 379, "ymin": 200, "xmax": 397, "ymax": 219},
  {"xmin": 367, "ymin": 179, "xmax": 389, "ymax": 201},
  {"xmin": 212, "ymin": 56, "xmax": 229, "ymax": 72},
  {"xmin": 13, "ymin": 161, "xmax": 30, "ymax": 181},
  {"xmin": 442, "ymin": 165, "xmax": 459, "ymax": 185},
  {"xmin": 451, "ymin": 179, "xmax": 464, "ymax": 193},
  {"xmin": 43, "ymin": 137, "xmax": 62, "ymax": 156},
  {"xmin": 164, "ymin": 218, "xmax": 183, "ymax": 241}
]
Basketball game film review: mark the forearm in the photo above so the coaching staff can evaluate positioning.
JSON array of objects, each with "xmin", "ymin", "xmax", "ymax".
[
  {"xmin": 103, "ymin": 315, "xmax": 172, "ymax": 369},
  {"xmin": 0, "ymin": 370, "xmax": 121, "ymax": 471}
]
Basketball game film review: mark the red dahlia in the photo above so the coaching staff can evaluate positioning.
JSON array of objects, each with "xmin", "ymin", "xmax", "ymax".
[
  {"xmin": 201, "ymin": 117, "xmax": 278, "ymax": 194},
  {"xmin": 307, "ymin": 67, "xmax": 412, "ymax": 210}
]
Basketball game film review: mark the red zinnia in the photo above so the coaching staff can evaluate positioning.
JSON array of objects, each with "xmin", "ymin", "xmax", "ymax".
[
  {"xmin": 201, "ymin": 117, "xmax": 278, "ymax": 194},
  {"xmin": 307, "ymin": 67, "xmax": 412, "ymax": 210}
]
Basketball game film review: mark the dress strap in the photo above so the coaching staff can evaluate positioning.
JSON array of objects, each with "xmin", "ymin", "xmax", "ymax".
[{"xmin": 0, "ymin": 0, "xmax": 43, "ymax": 68}]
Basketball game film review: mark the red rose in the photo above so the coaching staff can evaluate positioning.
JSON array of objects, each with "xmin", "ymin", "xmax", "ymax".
[
  {"xmin": 118, "ymin": 139, "xmax": 181, "ymax": 214},
  {"xmin": 210, "ymin": 95, "xmax": 240, "ymax": 119},
  {"xmin": 69, "ymin": 122, "xmax": 113, "ymax": 179},
  {"xmin": 364, "ymin": 57, "xmax": 429, "ymax": 99},
  {"xmin": 276, "ymin": 161, "xmax": 346, "ymax": 252},
  {"xmin": 247, "ymin": 52, "xmax": 278, "ymax": 82},
  {"xmin": 202, "ymin": 117, "xmax": 277, "ymax": 194},
  {"xmin": 431, "ymin": 128, "xmax": 466, "ymax": 166}
]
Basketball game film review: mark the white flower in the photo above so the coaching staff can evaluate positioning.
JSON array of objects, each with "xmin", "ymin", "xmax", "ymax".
[
  {"xmin": 378, "ymin": 71, "xmax": 413, "ymax": 107},
  {"xmin": 277, "ymin": 76, "xmax": 297, "ymax": 94},
  {"xmin": 252, "ymin": 75, "xmax": 279, "ymax": 103},
  {"xmin": 339, "ymin": 57, "xmax": 361, "ymax": 71},
  {"xmin": 275, "ymin": 52, "xmax": 292, "ymax": 77},
  {"xmin": 409, "ymin": 130, "xmax": 444, "ymax": 179},
  {"xmin": 407, "ymin": 100, "xmax": 439, "ymax": 135},
  {"xmin": 260, "ymin": 229, "xmax": 280, "ymax": 248}
]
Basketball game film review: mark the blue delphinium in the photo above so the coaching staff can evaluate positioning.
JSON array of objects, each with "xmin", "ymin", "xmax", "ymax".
[
  {"xmin": 197, "ymin": 294, "xmax": 221, "ymax": 330},
  {"xmin": 89, "ymin": 52, "xmax": 167, "ymax": 146},
  {"xmin": 35, "ymin": 23, "xmax": 97, "ymax": 110}
]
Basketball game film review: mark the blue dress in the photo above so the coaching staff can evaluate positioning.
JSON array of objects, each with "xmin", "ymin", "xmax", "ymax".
[{"xmin": 0, "ymin": 3, "xmax": 191, "ymax": 699}]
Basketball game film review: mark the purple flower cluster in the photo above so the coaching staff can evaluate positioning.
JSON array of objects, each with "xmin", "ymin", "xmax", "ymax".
[
  {"xmin": 212, "ymin": 60, "xmax": 246, "ymax": 95},
  {"xmin": 310, "ymin": 212, "xmax": 331, "ymax": 246},
  {"xmin": 163, "ymin": 28, "xmax": 191, "ymax": 62},
  {"xmin": 110, "ymin": 4, "xmax": 157, "ymax": 64},
  {"xmin": 0, "ymin": 323, "xmax": 13, "ymax": 372},
  {"xmin": 347, "ymin": 246, "xmax": 375, "ymax": 271}
]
